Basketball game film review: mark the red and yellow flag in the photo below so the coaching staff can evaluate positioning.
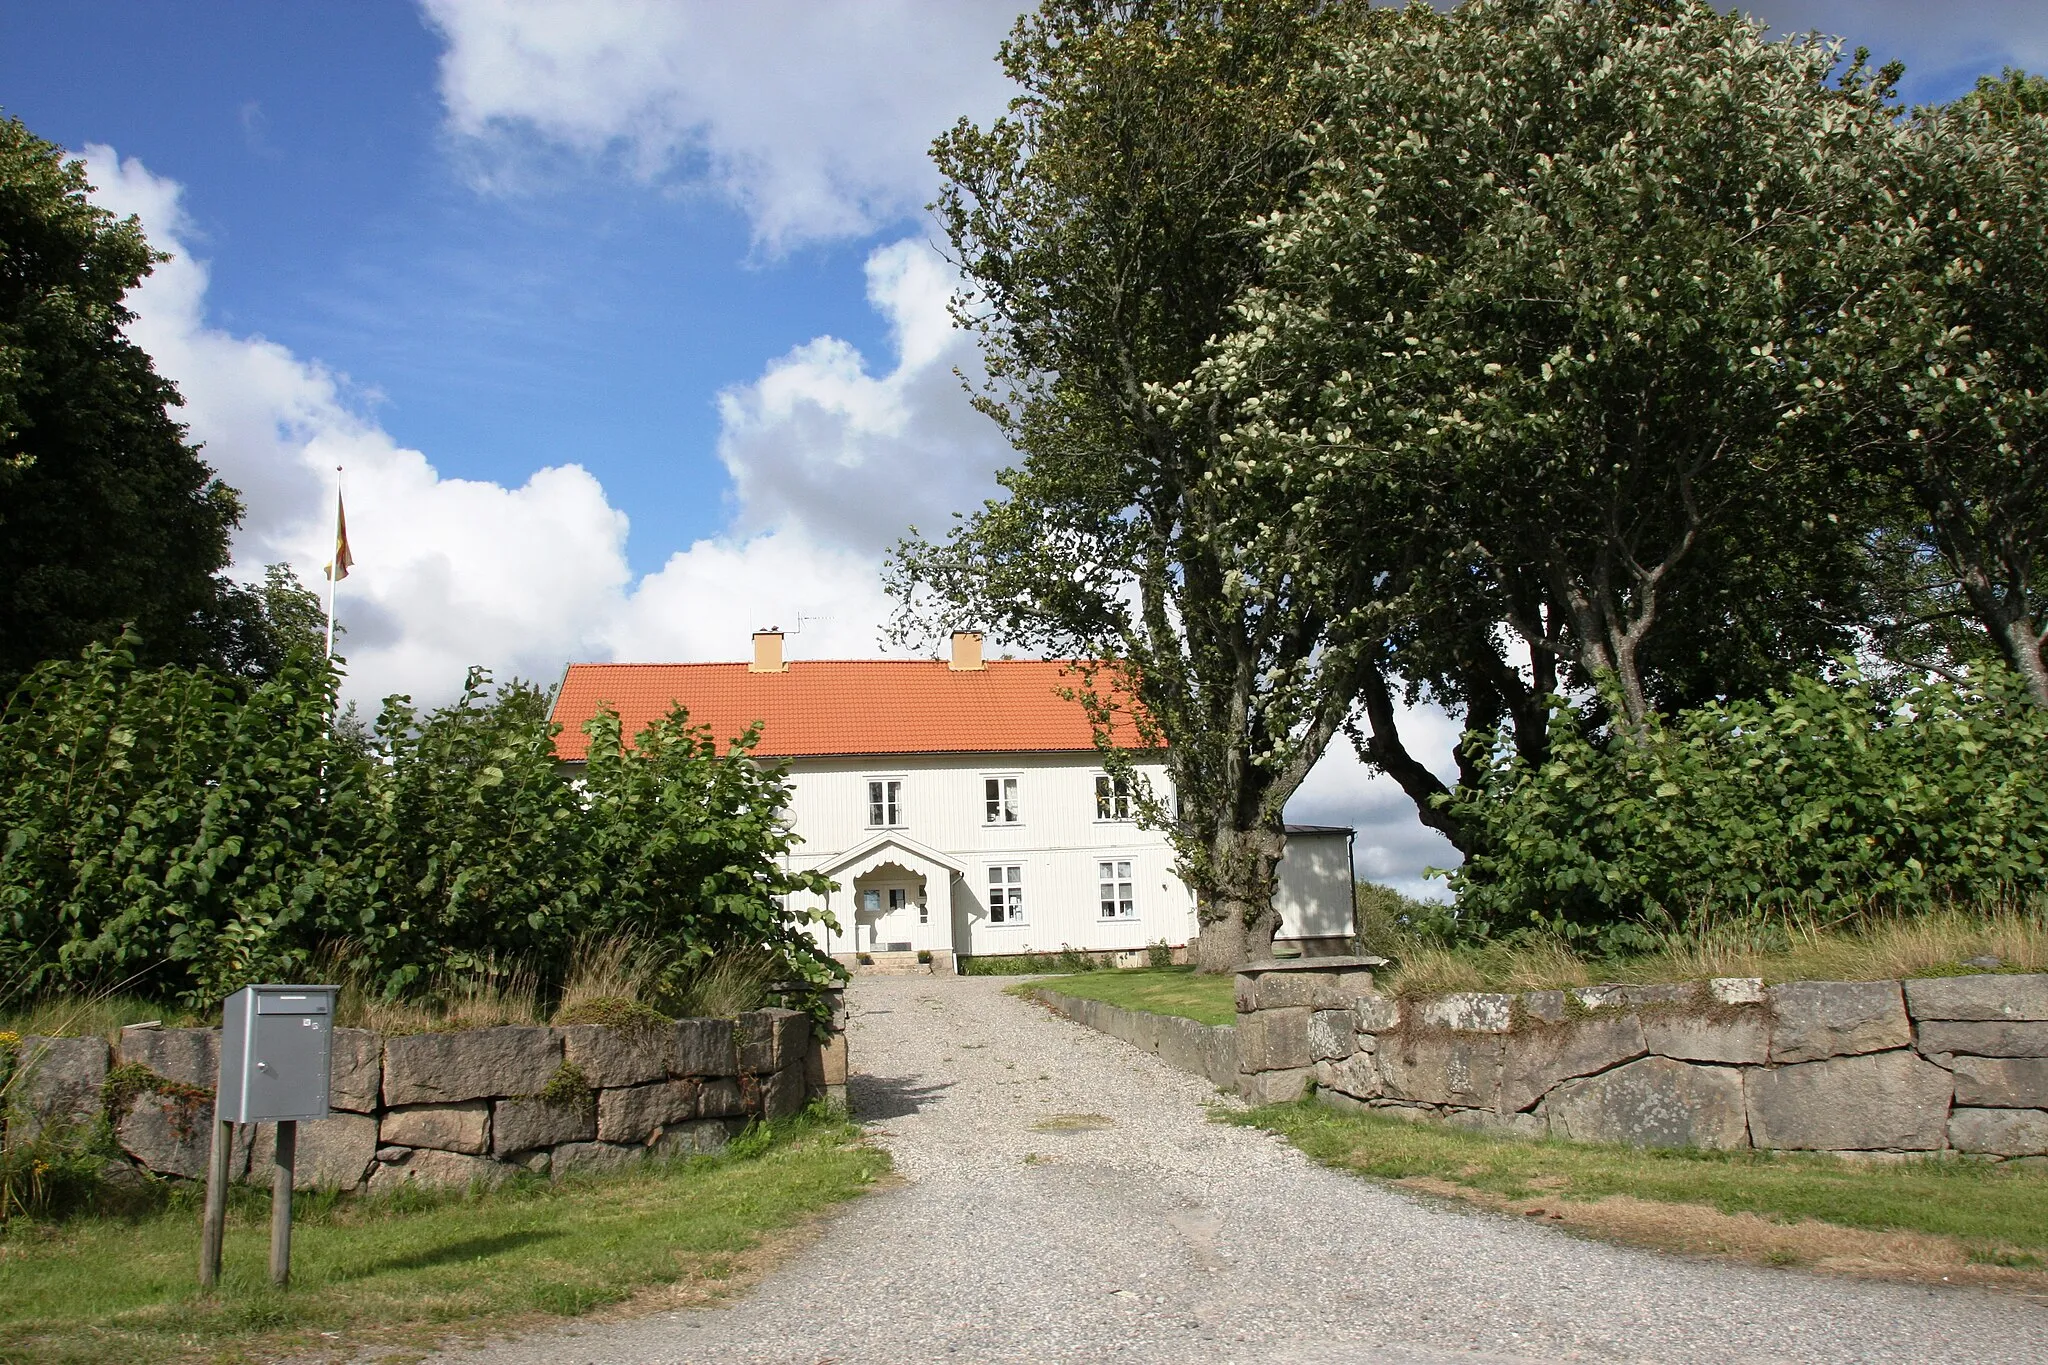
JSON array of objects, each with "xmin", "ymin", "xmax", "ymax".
[{"xmin": 326, "ymin": 495, "xmax": 353, "ymax": 582}]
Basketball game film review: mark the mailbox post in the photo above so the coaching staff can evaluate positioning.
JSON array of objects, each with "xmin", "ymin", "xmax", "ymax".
[{"xmin": 200, "ymin": 984, "xmax": 337, "ymax": 1289}]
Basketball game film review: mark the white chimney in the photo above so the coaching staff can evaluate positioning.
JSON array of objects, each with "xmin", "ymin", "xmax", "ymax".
[
  {"xmin": 750, "ymin": 629, "xmax": 787, "ymax": 673},
  {"xmin": 949, "ymin": 630, "xmax": 985, "ymax": 672}
]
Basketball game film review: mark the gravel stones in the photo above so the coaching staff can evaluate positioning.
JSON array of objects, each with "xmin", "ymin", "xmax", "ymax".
[{"xmin": 416, "ymin": 975, "xmax": 2048, "ymax": 1365}]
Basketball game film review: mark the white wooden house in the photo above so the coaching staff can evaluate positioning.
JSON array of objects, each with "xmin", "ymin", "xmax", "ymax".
[{"xmin": 550, "ymin": 631, "xmax": 1356, "ymax": 970}]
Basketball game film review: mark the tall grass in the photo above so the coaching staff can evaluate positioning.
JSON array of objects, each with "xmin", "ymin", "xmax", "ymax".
[{"xmin": 1374, "ymin": 897, "xmax": 2048, "ymax": 998}]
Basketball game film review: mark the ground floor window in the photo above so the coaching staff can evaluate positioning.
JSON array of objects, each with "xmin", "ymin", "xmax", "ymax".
[
  {"xmin": 1098, "ymin": 860, "xmax": 1135, "ymax": 919},
  {"xmin": 987, "ymin": 864, "xmax": 1025, "ymax": 924}
]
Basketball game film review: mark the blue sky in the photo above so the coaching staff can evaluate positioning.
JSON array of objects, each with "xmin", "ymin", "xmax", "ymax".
[{"xmin": 3, "ymin": 0, "xmax": 2044, "ymax": 894}]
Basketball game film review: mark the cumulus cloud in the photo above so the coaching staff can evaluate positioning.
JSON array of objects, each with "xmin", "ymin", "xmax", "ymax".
[
  {"xmin": 82, "ymin": 145, "xmax": 1002, "ymax": 704},
  {"xmin": 423, "ymin": 0, "xmax": 1022, "ymax": 248},
  {"xmin": 609, "ymin": 235, "xmax": 1010, "ymax": 659}
]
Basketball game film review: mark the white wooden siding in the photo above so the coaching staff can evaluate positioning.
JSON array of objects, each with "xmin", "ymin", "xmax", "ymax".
[{"xmin": 773, "ymin": 751, "xmax": 1352, "ymax": 958}]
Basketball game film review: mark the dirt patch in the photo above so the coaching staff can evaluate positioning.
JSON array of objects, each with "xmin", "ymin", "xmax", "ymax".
[
  {"xmin": 1032, "ymin": 1113, "xmax": 1114, "ymax": 1132},
  {"xmin": 1390, "ymin": 1177, "xmax": 2048, "ymax": 1298}
]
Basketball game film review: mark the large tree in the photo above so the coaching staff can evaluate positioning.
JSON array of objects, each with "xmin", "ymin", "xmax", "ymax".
[
  {"xmin": 1203, "ymin": 0, "xmax": 1900, "ymax": 799},
  {"xmin": 0, "ymin": 115, "xmax": 250, "ymax": 691},
  {"xmin": 891, "ymin": 0, "xmax": 1385, "ymax": 969},
  {"xmin": 1825, "ymin": 71, "xmax": 2048, "ymax": 704}
]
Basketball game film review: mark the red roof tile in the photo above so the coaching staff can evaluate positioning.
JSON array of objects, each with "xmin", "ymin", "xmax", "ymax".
[{"xmin": 549, "ymin": 660, "xmax": 1149, "ymax": 761}]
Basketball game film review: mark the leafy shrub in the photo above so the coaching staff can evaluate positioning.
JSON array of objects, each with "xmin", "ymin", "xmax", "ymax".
[
  {"xmin": 1446, "ymin": 666, "xmax": 2048, "ymax": 948},
  {"xmin": 0, "ymin": 635, "xmax": 840, "ymax": 1012}
]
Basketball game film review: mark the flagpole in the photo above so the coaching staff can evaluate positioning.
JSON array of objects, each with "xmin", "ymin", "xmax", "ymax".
[{"xmin": 324, "ymin": 466, "xmax": 342, "ymax": 659}]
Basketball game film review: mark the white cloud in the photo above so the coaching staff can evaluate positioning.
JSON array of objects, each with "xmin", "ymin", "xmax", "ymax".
[
  {"xmin": 423, "ymin": 0, "xmax": 1023, "ymax": 248},
  {"xmin": 82, "ymin": 146, "xmax": 998, "ymax": 705},
  {"xmin": 87, "ymin": 146, "xmax": 630, "ymax": 701}
]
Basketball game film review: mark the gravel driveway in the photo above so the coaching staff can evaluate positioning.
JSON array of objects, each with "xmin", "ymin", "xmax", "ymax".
[{"xmin": 431, "ymin": 974, "xmax": 2048, "ymax": 1364}]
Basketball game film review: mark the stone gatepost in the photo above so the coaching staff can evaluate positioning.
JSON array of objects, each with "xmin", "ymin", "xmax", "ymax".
[{"xmin": 1235, "ymin": 957, "xmax": 1387, "ymax": 1103}]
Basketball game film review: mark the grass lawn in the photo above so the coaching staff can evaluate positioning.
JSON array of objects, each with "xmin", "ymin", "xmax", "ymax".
[
  {"xmin": 1017, "ymin": 966, "xmax": 1238, "ymax": 1027},
  {"xmin": 0, "ymin": 1111, "xmax": 889, "ymax": 1364},
  {"xmin": 1239, "ymin": 1100, "xmax": 2048, "ymax": 1287}
]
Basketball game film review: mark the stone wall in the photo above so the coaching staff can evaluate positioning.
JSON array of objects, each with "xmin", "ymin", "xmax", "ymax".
[
  {"xmin": 1233, "ymin": 961, "xmax": 2048, "ymax": 1161},
  {"xmin": 1030, "ymin": 987, "xmax": 1238, "ymax": 1089},
  {"xmin": 3, "ymin": 995, "xmax": 846, "ymax": 1191}
]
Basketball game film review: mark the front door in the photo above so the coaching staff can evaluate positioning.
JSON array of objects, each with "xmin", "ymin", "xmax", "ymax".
[{"xmin": 859, "ymin": 883, "xmax": 917, "ymax": 951}]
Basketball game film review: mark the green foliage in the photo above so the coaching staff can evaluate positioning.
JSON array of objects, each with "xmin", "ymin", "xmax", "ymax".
[
  {"xmin": 0, "ymin": 635, "xmax": 839, "ymax": 1011},
  {"xmin": 1354, "ymin": 881, "xmax": 1470, "ymax": 956},
  {"xmin": 0, "ymin": 631, "xmax": 358, "ymax": 1003},
  {"xmin": 0, "ymin": 115, "xmax": 294, "ymax": 690},
  {"xmin": 893, "ymin": 0, "xmax": 1384, "ymax": 966},
  {"xmin": 1446, "ymin": 667, "xmax": 2048, "ymax": 947},
  {"xmin": 535, "ymin": 1062, "xmax": 591, "ymax": 1107}
]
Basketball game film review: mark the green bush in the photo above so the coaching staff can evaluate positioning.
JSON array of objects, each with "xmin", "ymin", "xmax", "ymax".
[
  {"xmin": 0, "ymin": 635, "xmax": 840, "ymax": 1011},
  {"xmin": 1445, "ymin": 666, "xmax": 2048, "ymax": 949}
]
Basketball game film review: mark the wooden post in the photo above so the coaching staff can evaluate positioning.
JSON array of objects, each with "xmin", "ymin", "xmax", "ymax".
[
  {"xmin": 198, "ymin": 1117, "xmax": 232, "ymax": 1288},
  {"xmin": 269, "ymin": 1120, "xmax": 297, "ymax": 1287}
]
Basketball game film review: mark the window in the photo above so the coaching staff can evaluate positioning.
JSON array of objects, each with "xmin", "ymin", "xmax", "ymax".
[
  {"xmin": 867, "ymin": 778, "xmax": 903, "ymax": 827},
  {"xmin": 1098, "ymin": 860, "xmax": 1135, "ymax": 919},
  {"xmin": 888, "ymin": 888, "xmax": 907, "ymax": 912},
  {"xmin": 1094, "ymin": 773, "xmax": 1133, "ymax": 821},
  {"xmin": 918, "ymin": 899, "xmax": 930, "ymax": 925},
  {"xmin": 984, "ymin": 775, "xmax": 1021, "ymax": 824},
  {"xmin": 987, "ymin": 865, "xmax": 1025, "ymax": 924}
]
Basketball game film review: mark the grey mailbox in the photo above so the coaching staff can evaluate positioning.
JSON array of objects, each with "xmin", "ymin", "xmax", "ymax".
[{"xmin": 218, "ymin": 984, "xmax": 337, "ymax": 1123}]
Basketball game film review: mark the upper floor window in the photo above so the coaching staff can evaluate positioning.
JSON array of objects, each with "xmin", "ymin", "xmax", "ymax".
[
  {"xmin": 984, "ymin": 775, "xmax": 1021, "ymax": 825},
  {"xmin": 1098, "ymin": 860, "xmax": 1135, "ymax": 919},
  {"xmin": 1094, "ymin": 773, "xmax": 1133, "ymax": 821},
  {"xmin": 867, "ymin": 778, "xmax": 904, "ymax": 827},
  {"xmin": 987, "ymin": 864, "xmax": 1025, "ymax": 924}
]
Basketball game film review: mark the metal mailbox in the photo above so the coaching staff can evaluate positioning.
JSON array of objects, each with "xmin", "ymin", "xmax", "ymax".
[{"xmin": 217, "ymin": 984, "xmax": 337, "ymax": 1124}]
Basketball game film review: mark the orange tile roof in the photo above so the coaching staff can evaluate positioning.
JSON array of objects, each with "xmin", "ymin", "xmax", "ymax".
[{"xmin": 549, "ymin": 659, "xmax": 1151, "ymax": 761}]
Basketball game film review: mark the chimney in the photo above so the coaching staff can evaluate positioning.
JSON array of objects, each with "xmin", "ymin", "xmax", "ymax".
[
  {"xmin": 750, "ymin": 629, "xmax": 787, "ymax": 673},
  {"xmin": 949, "ymin": 630, "xmax": 985, "ymax": 672}
]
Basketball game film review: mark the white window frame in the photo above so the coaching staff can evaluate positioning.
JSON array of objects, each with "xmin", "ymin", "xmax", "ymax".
[
  {"xmin": 1094, "ymin": 771, "xmax": 1134, "ymax": 822},
  {"xmin": 986, "ymin": 864, "xmax": 1025, "ymax": 925},
  {"xmin": 983, "ymin": 773, "xmax": 1023, "ymax": 825},
  {"xmin": 866, "ymin": 776, "xmax": 906, "ymax": 828},
  {"xmin": 1098, "ymin": 859, "xmax": 1136, "ymax": 919}
]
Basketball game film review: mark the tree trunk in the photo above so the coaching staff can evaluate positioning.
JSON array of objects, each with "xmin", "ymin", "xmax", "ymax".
[{"xmin": 1193, "ymin": 824, "xmax": 1285, "ymax": 972}]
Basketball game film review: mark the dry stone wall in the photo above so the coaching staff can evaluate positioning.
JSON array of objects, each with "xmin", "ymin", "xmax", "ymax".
[
  {"xmin": 1029, "ymin": 987, "xmax": 1239, "ymax": 1089},
  {"xmin": 1230, "ymin": 962, "xmax": 2048, "ymax": 1160},
  {"xmin": 2, "ymin": 993, "xmax": 846, "ymax": 1191}
]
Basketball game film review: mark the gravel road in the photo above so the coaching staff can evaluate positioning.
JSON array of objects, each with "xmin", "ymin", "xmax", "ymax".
[{"xmin": 430, "ymin": 974, "xmax": 2048, "ymax": 1364}]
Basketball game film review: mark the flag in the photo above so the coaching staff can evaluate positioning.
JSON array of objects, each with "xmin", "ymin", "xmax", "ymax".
[{"xmin": 326, "ymin": 495, "xmax": 353, "ymax": 582}]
